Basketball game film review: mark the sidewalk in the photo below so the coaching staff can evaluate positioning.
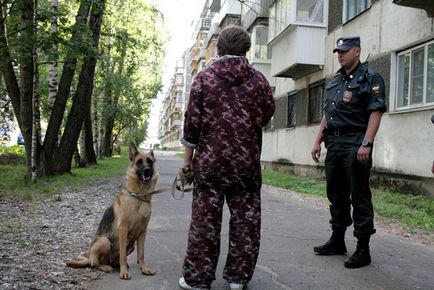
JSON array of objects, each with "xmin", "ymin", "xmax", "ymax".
[{"xmin": 89, "ymin": 152, "xmax": 434, "ymax": 290}]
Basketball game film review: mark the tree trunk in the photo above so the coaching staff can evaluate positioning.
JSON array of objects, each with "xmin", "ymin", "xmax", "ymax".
[
  {"xmin": 40, "ymin": 0, "xmax": 92, "ymax": 176},
  {"xmin": 20, "ymin": 0, "xmax": 36, "ymax": 179},
  {"xmin": 102, "ymin": 55, "xmax": 114, "ymax": 157},
  {"xmin": 47, "ymin": 0, "xmax": 58, "ymax": 119},
  {"xmin": 0, "ymin": 0, "xmax": 20, "ymax": 121},
  {"xmin": 78, "ymin": 125, "xmax": 86, "ymax": 165},
  {"xmin": 103, "ymin": 117, "xmax": 114, "ymax": 156},
  {"xmin": 84, "ymin": 106, "xmax": 97, "ymax": 165},
  {"xmin": 91, "ymin": 68, "xmax": 100, "ymax": 158},
  {"xmin": 31, "ymin": 0, "xmax": 40, "ymax": 181},
  {"xmin": 54, "ymin": 0, "xmax": 105, "ymax": 174},
  {"xmin": 102, "ymin": 35, "xmax": 127, "ymax": 157}
]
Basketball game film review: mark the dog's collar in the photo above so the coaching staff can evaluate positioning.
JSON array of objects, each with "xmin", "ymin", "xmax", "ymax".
[
  {"xmin": 125, "ymin": 186, "xmax": 169, "ymax": 202},
  {"xmin": 125, "ymin": 189, "xmax": 151, "ymax": 203}
]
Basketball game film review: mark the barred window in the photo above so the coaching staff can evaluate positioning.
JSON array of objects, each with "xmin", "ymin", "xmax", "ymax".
[
  {"xmin": 287, "ymin": 92, "xmax": 297, "ymax": 128},
  {"xmin": 308, "ymin": 81, "xmax": 324, "ymax": 123}
]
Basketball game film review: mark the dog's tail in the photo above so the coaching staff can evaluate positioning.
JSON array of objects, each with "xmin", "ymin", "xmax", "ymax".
[{"xmin": 66, "ymin": 254, "xmax": 90, "ymax": 268}]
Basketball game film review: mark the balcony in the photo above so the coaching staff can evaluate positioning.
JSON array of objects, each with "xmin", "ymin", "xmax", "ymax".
[
  {"xmin": 242, "ymin": 0, "xmax": 271, "ymax": 31},
  {"xmin": 267, "ymin": 0, "xmax": 326, "ymax": 79},
  {"xmin": 269, "ymin": 25, "xmax": 325, "ymax": 79},
  {"xmin": 195, "ymin": 47, "xmax": 206, "ymax": 62},
  {"xmin": 220, "ymin": 0, "xmax": 241, "ymax": 16},
  {"xmin": 248, "ymin": 25, "xmax": 274, "ymax": 86},
  {"xmin": 393, "ymin": 0, "xmax": 434, "ymax": 17},
  {"xmin": 170, "ymin": 119, "xmax": 182, "ymax": 131}
]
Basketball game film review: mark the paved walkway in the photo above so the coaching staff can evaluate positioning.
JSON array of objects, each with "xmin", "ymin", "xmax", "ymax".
[{"xmin": 89, "ymin": 152, "xmax": 434, "ymax": 290}]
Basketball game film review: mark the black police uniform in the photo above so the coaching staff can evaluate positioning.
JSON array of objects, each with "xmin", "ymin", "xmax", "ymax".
[{"xmin": 323, "ymin": 62, "xmax": 386, "ymax": 239}]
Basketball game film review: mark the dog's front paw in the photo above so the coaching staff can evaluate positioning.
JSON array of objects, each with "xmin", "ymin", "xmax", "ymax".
[
  {"xmin": 141, "ymin": 266, "xmax": 156, "ymax": 276},
  {"xmin": 97, "ymin": 265, "xmax": 113, "ymax": 273},
  {"xmin": 120, "ymin": 270, "xmax": 132, "ymax": 280}
]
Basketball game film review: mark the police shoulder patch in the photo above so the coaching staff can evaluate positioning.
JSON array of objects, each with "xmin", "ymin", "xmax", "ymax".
[{"xmin": 372, "ymin": 83, "xmax": 381, "ymax": 94}]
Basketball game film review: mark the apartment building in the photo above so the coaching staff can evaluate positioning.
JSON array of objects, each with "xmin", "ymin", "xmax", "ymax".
[
  {"xmin": 159, "ymin": 0, "xmax": 434, "ymax": 196},
  {"xmin": 158, "ymin": 54, "xmax": 186, "ymax": 150},
  {"xmin": 261, "ymin": 0, "xmax": 434, "ymax": 196}
]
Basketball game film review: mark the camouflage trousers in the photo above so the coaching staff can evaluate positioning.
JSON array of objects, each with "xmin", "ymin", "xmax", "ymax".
[{"xmin": 182, "ymin": 184, "xmax": 261, "ymax": 289}]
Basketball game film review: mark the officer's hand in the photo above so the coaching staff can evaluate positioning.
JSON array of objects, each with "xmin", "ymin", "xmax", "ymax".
[
  {"xmin": 431, "ymin": 161, "xmax": 434, "ymax": 175},
  {"xmin": 357, "ymin": 146, "xmax": 371, "ymax": 165},
  {"xmin": 311, "ymin": 143, "xmax": 321, "ymax": 163}
]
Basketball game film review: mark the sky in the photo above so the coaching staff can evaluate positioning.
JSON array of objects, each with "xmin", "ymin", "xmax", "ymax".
[{"xmin": 144, "ymin": 0, "xmax": 206, "ymax": 147}]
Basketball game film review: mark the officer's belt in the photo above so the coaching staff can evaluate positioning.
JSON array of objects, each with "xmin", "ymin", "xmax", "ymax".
[{"xmin": 325, "ymin": 127, "xmax": 365, "ymax": 136}]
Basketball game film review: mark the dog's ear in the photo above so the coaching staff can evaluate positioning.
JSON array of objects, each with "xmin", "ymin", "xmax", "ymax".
[
  {"xmin": 129, "ymin": 142, "xmax": 139, "ymax": 161},
  {"xmin": 149, "ymin": 149, "xmax": 155, "ymax": 161}
]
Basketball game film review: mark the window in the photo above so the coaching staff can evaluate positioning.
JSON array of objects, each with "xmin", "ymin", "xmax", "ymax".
[
  {"xmin": 344, "ymin": 0, "xmax": 371, "ymax": 22},
  {"xmin": 308, "ymin": 81, "xmax": 324, "ymax": 123},
  {"xmin": 287, "ymin": 92, "xmax": 297, "ymax": 128},
  {"xmin": 265, "ymin": 115, "xmax": 274, "ymax": 131},
  {"xmin": 269, "ymin": 0, "xmax": 293, "ymax": 41},
  {"xmin": 296, "ymin": 0, "xmax": 324, "ymax": 23},
  {"xmin": 250, "ymin": 26, "xmax": 271, "ymax": 60},
  {"xmin": 176, "ymin": 91, "xmax": 183, "ymax": 103},
  {"xmin": 396, "ymin": 40, "xmax": 434, "ymax": 109}
]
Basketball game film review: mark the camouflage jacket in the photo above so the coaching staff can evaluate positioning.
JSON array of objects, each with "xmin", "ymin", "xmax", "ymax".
[{"xmin": 181, "ymin": 56, "xmax": 275, "ymax": 189}]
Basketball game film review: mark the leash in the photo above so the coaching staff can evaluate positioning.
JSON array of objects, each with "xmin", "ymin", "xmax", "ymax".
[
  {"xmin": 126, "ymin": 166, "xmax": 194, "ymax": 201},
  {"xmin": 125, "ymin": 187, "xmax": 170, "ymax": 203},
  {"xmin": 171, "ymin": 167, "xmax": 194, "ymax": 200}
]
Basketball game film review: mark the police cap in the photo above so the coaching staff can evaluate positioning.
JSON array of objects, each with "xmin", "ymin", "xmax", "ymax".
[{"xmin": 333, "ymin": 36, "xmax": 361, "ymax": 53}]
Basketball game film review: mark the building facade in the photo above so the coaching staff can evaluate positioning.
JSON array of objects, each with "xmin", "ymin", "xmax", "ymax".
[{"xmin": 159, "ymin": 0, "xmax": 434, "ymax": 196}]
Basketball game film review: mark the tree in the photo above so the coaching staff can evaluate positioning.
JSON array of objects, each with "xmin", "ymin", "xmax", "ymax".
[
  {"xmin": 0, "ymin": 0, "xmax": 165, "ymax": 179},
  {"xmin": 95, "ymin": 0, "xmax": 164, "ymax": 157}
]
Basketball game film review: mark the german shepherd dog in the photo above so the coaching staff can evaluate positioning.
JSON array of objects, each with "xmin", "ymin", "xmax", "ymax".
[{"xmin": 66, "ymin": 143, "xmax": 159, "ymax": 279}]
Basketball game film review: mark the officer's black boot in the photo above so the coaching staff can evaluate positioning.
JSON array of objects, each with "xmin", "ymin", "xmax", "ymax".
[
  {"xmin": 344, "ymin": 236, "xmax": 371, "ymax": 268},
  {"xmin": 313, "ymin": 228, "xmax": 347, "ymax": 255}
]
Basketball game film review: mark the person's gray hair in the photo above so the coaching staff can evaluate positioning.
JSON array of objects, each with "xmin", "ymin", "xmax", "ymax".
[{"xmin": 217, "ymin": 25, "xmax": 251, "ymax": 56}]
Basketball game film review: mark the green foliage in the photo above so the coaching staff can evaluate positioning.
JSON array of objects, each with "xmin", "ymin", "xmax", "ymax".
[
  {"xmin": 2, "ymin": 0, "xmax": 165, "ymax": 162},
  {"xmin": 125, "ymin": 120, "xmax": 148, "ymax": 146},
  {"xmin": 95, "ymin": 0, "xmax": 165, "ymax": 145},
  {"xmin": 0, "ymin": 146, "xmax": 129, "ymax": 200},
  {"xmin": 262, "ymin": 169, "xmax": 434, "ymax": 233},
  {"xmin": 0, "ymin": 145, "xmax": 25, "ymax": 157},
  {"xmin": 262, "ymin": 170, "xmax": 326, "ymax": 196},
  {"xmin": 374, "ymin": 190, "xmax": 434, "ymax": 232}
]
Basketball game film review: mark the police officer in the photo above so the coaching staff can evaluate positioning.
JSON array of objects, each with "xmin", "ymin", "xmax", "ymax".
[{"xmin": 311, "ymin": 36, "xmax": 386, "ymax": 268}]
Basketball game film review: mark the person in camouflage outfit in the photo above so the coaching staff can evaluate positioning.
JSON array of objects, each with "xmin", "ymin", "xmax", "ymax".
[{"xmin": 178, "ymin": 25, "xmax": 275, "ymax": 290}]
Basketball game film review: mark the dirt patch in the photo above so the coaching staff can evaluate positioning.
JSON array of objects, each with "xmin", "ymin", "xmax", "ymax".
[{"xmin": 0, "ymin": 176, "xmax": 125, "ymax": 290}]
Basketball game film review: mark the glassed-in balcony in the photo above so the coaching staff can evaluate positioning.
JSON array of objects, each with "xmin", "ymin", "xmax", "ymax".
[
  {"xmin": 220, "ymin": 0, "xmax": 242, "ymax": 17},
  {"xmin": 268, "ymin": 0, "xmax": 326, "ymax": 79},
  {"xmin": 248, "ymin": 25, "xmax": 274, "ymax": 87}
]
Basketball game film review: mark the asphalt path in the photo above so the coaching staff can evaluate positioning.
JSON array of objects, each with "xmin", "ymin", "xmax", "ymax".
[{"xmin": 89, "ymin": 151, "xmax": 434, "ymax": 290}]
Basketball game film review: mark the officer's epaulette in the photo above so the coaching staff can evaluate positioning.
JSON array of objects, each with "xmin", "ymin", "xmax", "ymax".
[{"xmin": 357, "ymin": 63, "xmax": 377, "ymax": 83}]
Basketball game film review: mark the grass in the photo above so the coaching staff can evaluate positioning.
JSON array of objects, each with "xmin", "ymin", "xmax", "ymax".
[
  {"xmin": 0, "ymin": 145, "xmax": 130, "ymax": 200},
  {"xmin": 262, "ymin": 170, "xmax": 326, "ymax": 196},
  {"xmin": 262, "ymin": 169, "xmax": 434, "ymax": 234}
]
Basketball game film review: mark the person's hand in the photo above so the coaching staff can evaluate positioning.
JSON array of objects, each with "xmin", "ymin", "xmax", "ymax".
[
  {"xmin": 311, "ymin": 143, "xmax": 321, "ymax": 163},
  {"xmin": 431, "ymin": 160, "xmax": 434, "ymax": 175},
  {"xmin": 183, "ymin": 160, "xmax": 192, "ymax": 168},
  {"xmin": 357, "ymin": 146, "xmax": 371, "ymax": 165}
]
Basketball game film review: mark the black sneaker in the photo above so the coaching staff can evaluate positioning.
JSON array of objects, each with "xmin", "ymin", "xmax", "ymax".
[{"xmin": 314, "ymin": 239, "xmax": 347, "ymax": 255}]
